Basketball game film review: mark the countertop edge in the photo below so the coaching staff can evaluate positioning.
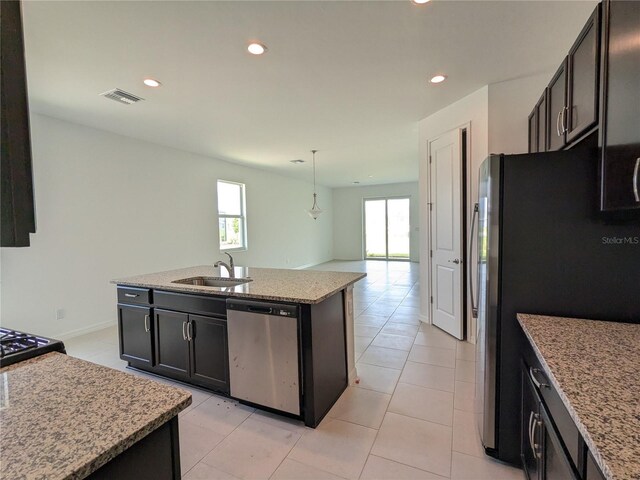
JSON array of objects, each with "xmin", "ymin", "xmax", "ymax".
[
  {"xmin": 517, "ymin": 314, "xmax": 613, "ymax": 480},
  {"xmin": 73, "ymin": 396, "xmax": 191, "ymax": 479},
  {"xmin": 111, "ymin": 274, "xmax": 366, "ymax": 304}
]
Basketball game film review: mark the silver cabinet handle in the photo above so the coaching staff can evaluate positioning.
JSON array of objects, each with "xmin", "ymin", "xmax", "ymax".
[
  {"xmin": 531, "ymin": 413, "xmax": 542, "ymax": 459},
  {"xmin": 556, "ymin": 110, "xmax": 562, "ymax": 137},
  {"xmin": 528, "ymin": 411, "xmax": 535, "ymax": 457},
  {"xmin": 530, "ymin": 367, "xmax": 549, "ymax": 389},
  {"xmin": 182, "ymin": 321, "xmax": 187, "ymax": 341},
  {"xmin": 144, "ymin": 314, "xmax": 150, "ymax": 333},
  {"xmin": 561, "ymin": 106, "xmax": 568, "ymax": 134},
  {"xmin": 125, "ymin": 293, "xmax": 138, "ymax": 298},
  {"xmin": 633, "ymin": 158, "xmax": 640, "ymax": 203},
  {"xmin": 469, "ymin": 203, "xmax": 479, "ymax": 318},
  {"xmin": 187, "ymin": 321, "xmax": 193, "ymax": 341}
]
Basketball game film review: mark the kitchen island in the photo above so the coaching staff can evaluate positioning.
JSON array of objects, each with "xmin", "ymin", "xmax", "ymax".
[
  {"xmin": 518, "ymin": 314, "xmax": 640, "ymax": 480},
  {"xmin": 112, "ymin": 265, "xmax": 365, "ymax": 427},
  {"xmin": 0, "ymin": 352, "xmax": 191, "ymax": 480}
]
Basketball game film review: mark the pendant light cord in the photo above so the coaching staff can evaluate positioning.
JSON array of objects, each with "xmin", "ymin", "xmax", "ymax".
[{"xmin": 311, "ymin": 149, "xmax": 317, "ymax": 194}]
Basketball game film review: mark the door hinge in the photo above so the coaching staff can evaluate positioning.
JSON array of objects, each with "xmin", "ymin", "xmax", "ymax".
[
  {"xmin": 429, "ymin": 155, "xmax": 432, "ymax": 164},
  {"xmin": 430, "ymin": 296, "xmax": 433, "ymax": 304},
  {"xmin": 430, "ymin": 250, "xmax": 433, "ymax": 258}
]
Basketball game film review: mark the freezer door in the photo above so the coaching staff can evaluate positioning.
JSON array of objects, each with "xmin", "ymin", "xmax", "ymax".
[{"xmin": 475, "ymin": 155, "xmax": 501, "ymax": 451}]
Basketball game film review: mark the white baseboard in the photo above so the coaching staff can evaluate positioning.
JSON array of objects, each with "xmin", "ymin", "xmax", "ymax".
[
  {"xmin": 419, "ymin": 313, "xmax": 431, "ymax": 324},
  {"xmin": 294, "ymin": 262, "xmax": 321, "ymax": 270},
  {"xmin": 56, "ymin": 320, "xmax": 117, "ymax": 341}
]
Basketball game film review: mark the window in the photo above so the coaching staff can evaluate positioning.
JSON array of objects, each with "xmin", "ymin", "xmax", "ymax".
[{"xmin": 217, "ymin": 180, "xmax": 247, "ymax": 250}]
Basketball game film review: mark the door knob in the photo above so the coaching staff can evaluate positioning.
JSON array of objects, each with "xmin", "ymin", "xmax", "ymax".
[{"xmin": 449, "ymin": 259, "xmax": 461, "ymax": 264}]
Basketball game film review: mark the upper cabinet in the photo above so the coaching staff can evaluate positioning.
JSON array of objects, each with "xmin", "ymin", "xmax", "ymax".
[
  {"xmin": 528, "ymin": 91, "xmax": 548, "ymax": 153},
  {"xmin": 599, "ymin": 0, "xmax": 640, "ymax": 212},
  {"xmin": 526, "ymin": 1, "xmax": 639, "ymax": 214},
  {"xmin": 566, "ymin": 6, "xmax": 601, "ymax": 143},
  {"xmin": 1, "ymin": 0, "xmax": 36, "ymax": 247},
  {"xmin": 547, "ymin": 60, "xmax": 568, "ymax": 151},
  {"xmin": 528, "ymin": 4, "xmax": 601, "ymax": 154}
]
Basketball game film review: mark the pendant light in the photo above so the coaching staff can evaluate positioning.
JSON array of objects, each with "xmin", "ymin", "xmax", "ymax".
[{"xmin": 307, "ymin": 149, "xmax": 323, "ymax": 220}]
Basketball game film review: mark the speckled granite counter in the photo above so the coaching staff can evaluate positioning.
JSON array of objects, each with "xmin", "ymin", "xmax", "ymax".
[
  {"xmin": 0, "ymin": 352, "xmax": 191, "ymax": 480},
  {"xmin": 112, "ymin": 265, "xmax": 366, "ymax": 304},
  {"xmin": 517, "ymin": 314, "xmax": 640, "ymax": 480}
]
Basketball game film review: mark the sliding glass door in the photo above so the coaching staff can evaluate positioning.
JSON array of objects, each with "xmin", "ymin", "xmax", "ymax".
[{"xmin": 364, "ymin": 197, "xmax": 410, "ymax": 260}]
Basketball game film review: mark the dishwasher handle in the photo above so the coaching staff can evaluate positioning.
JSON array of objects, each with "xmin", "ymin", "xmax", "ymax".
[
  {"xmin": 226, "ymin": 299, "xmax": 298, "ymax": 318},
  {"xmin": 247, "ymin": 306, "xmax": 274, "ymax": 314}
]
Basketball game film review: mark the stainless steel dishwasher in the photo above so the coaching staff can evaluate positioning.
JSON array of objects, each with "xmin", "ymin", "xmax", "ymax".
[{"xmin": 226, "ymin": 299, "xmax": 300, "ymax": 415}]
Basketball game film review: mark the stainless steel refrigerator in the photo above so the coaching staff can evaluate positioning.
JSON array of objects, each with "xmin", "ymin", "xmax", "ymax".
[{"xmin": 473, "ymin": 148, "xmax": 640, "ymax": 465}]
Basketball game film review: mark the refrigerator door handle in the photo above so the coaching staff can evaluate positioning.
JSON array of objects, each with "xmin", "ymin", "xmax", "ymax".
[
  {"xmin": 469, "ymin": 203, "xmax": 479, "ymax": 318},
  {"xmin": 633, "ymin": 157, "xmax": 639, "ymax": 203}
]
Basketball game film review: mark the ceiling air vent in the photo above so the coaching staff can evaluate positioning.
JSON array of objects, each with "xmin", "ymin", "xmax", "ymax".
[{"xmin": 100, "ymin": 88, "xmax": 144, "ymax": 105}]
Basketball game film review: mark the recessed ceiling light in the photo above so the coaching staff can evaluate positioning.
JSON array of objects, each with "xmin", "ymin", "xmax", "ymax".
[
  {"xmin": 430, "ymin": 74, "xmax": 447, "ymax": 84},
  {"xmin": 290, "ymin": 159, "xmax": 305, "ymax": 164},
  {"xmin": 412, "ymin": 0, "xmax": 431, "ymax": 4},
  {"xmin": 248, "ymin": 43, "xmax": 267, "ymax": 55},
  {"xmin": 143, "ymin": 78, "xmax": 162, "ymax": 88},
  {"xmin": 368, "ymin": 175, "xmax": 373, "ymax": 178}
]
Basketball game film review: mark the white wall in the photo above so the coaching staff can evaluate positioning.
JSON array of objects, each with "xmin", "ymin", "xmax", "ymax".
[
  {"xmin": 1, "ymin": 114, "xmax": 333, "ymax": 338},
  {"xmin": 418, "ymin": 86, "xmax": 489, "ymax": 338},
  {"xmin": 332, "ymin": 182, "xmax": 419, "ymax": 262},
  {"xmin": 488, "ymin": 71, "xmax": 554, "ymax": 155}
]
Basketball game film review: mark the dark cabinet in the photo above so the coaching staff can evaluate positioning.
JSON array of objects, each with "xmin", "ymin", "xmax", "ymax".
[
  {"xmin": 528, "ymin": 92, "xmax": 548, "ymax": 154},
  {"xmin": 566, "ymin": 6, "xmax": 600, "ymax": 143},
  {"xmin": 155, "ymin": 309, "xmax": 190, "ymax": 378},
  {"xmin": 547, "ymin": 60, "xmax": 568, "ymax": 151},
  {"xmin": 599, "ymin": 0, "xmax": 640, "ymax": 212},
  {"xmin": 154, "ymin": 309, "xmax": 229, "ymax": 393},
  {"xmin": 528, "ymin": 4, "xmax": 601, "ymax": 153},
  {"xmin": 118, "ymin": 304, "xmax": 153, "ymax": 366},
  {"xmin": 521, "ymin": 364, "xmax": 579, "ymax": 480},
  {"xmin": 1, "ymin": 0, "xmax": 36, "ymax": 247},
  {"xmin": 522, "ymin": 365, "xmax": 541, "ymax": 480},
  {"xmin": 190, "ymin": 314, "xmax": 229, "ymax": 391},
  {"xmin": 539, "ymin": 405, "xmax": 579, "ymax": 480},
  {"xmin": 536, "ymin": 92, "xmax": 547, "ymax": 153},
  {"xmin": 118, "ymin": 288, "xmax": 231, "ymax": 394}
]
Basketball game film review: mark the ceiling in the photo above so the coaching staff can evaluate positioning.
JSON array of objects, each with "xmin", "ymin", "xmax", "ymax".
[{"xmin": 22, "ymin": 1, "xmax": 597, "ymax": 187}]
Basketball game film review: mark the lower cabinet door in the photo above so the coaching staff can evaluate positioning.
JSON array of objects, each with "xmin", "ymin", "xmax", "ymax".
[
  {"xmin": 155, "ymin": 309, "xmax": 190, "ymax": 378},
  {"xmin": 540, "ymin": 405, "xmax": 579, "ymax": 480},
  {"xmin": 189, "ymin": 314, "xmax": 229, "ymax": 393},
  {"xmin": 118, "ymin": 304, "xmax": 153, "ymax": 366},
  {"xmin": 521, "ymin": 365, "xmax": 541, "ymax": 480}
]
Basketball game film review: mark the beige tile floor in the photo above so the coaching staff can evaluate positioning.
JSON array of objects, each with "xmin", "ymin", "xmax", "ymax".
[{"xmin": 65, "ymin": 260, "xmax": 522, "ymax": 479}]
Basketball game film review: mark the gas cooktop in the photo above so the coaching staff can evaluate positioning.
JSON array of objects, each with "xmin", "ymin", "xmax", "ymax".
[{"xmin": 0, "ymin": 328, "xmax": 66, "ymax": 368}]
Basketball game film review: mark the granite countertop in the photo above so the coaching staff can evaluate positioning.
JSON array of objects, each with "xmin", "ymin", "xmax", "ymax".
[
  {"xmin": 112, "ymin": 265, "xmax": 366, "ymax": 304},
  {"xmin": 0, "ymin": 352, "xmax": 191, "ymax": 480},
  {"xmin": 517, "ymin": 314, "xmax": 640, "ymax": 480}
]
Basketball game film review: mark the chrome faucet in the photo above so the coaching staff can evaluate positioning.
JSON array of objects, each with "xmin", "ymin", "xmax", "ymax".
[{"xmin": 214, "ymin": 252, "xmax": 235, "ymax": 278}]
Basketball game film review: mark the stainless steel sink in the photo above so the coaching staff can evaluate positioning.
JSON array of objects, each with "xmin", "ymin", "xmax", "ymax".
[{"xmin": 171, "ymin": 276, "xmax": 252, "ymax": 288}]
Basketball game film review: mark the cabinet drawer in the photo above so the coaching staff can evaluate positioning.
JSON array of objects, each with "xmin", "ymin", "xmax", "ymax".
[
  {"xmin": 154, "ymin": 290, "xmax": 227, "ymax": 318},
  {"xmin": 528, "ymin": 364, "xmax": 581, "ymax": 469},
  {"xmin": 117, "ymin": 286, "xmax": 152, "ymax": 305}
]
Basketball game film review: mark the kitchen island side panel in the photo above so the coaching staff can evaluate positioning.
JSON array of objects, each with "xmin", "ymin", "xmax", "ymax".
[{"xmin": 302, "ymin": 291, "xmax": 348, "ymax": 427}]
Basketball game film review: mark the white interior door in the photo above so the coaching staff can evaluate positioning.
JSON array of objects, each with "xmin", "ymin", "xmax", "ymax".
[{"xmin": 429, "ymin": 129, "xmax": 463, "ymax": 339}]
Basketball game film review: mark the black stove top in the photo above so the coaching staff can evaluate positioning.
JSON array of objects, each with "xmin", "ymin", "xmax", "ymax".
[{"xmin": 0, "ymin": 328, "xmax": 66, "ymax": 368}]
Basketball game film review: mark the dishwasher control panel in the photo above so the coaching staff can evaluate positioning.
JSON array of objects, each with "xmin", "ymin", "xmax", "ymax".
[{"xmin": 227, "ymin": 299, "xmax": 298, "ymax": 318}]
